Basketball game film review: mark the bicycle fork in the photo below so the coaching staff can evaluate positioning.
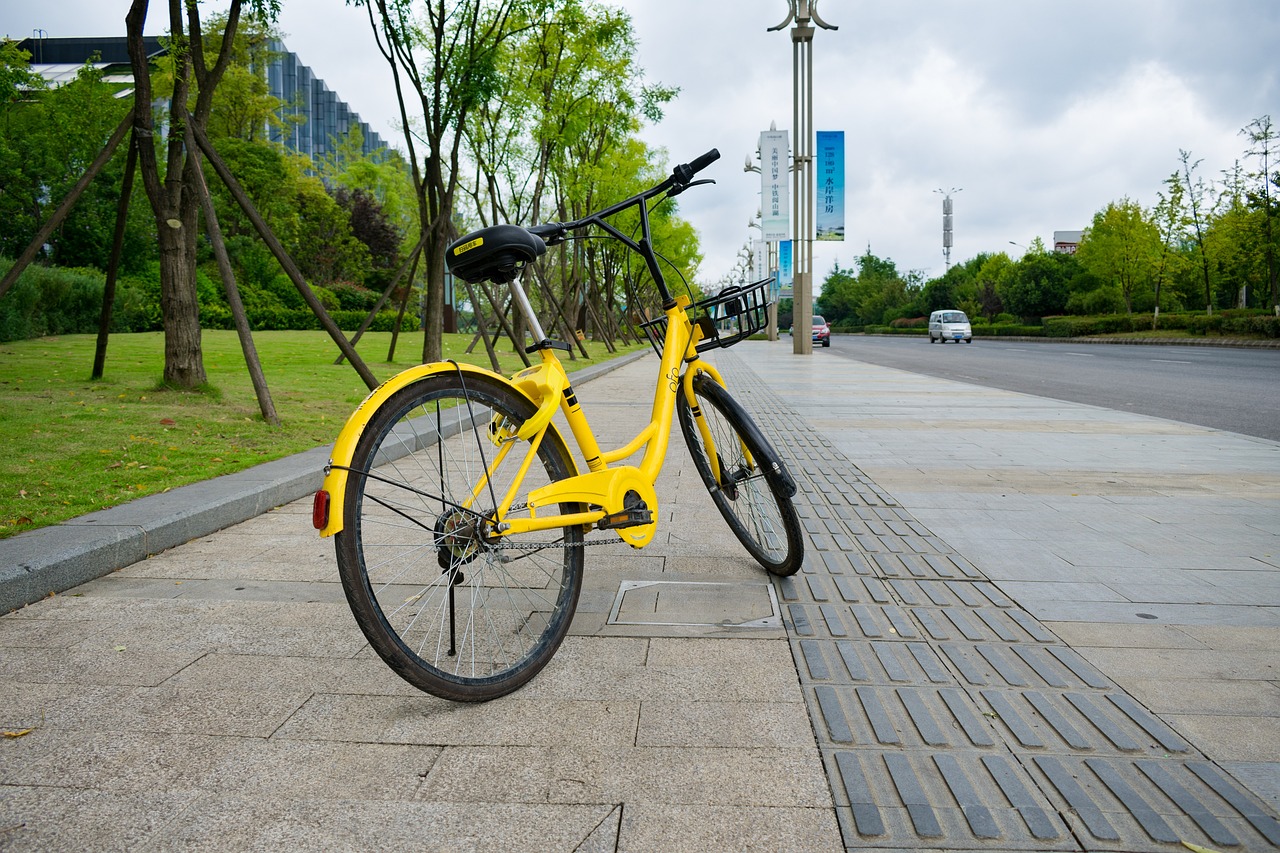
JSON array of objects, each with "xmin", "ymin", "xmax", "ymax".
[{"xmin": 681, "ymin": 363, "xmax": 757, "ymax": 490}]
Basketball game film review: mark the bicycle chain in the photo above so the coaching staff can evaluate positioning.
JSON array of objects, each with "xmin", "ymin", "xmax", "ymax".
[{"xmin": 473, "ymin": 502, "xmax": 623, "ymax": 552}]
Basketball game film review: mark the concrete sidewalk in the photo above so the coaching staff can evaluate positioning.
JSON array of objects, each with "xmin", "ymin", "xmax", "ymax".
[{"xmin": 2, "ymin": 341, "xmax": 1278, "ymax": 851}]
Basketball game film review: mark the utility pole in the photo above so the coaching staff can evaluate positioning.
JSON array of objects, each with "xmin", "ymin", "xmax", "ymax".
[{"xmin": 770, "ymin": 1, "xmax": 836, "ymax": 355}]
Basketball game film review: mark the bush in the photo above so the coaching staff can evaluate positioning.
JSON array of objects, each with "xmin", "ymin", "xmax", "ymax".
[
  {"xmin": 890, "ymin": 316, "xmax": 927, "ymax": 329},
  {"xmin": 1042, "ymin": 315, "xmax": 1143, "ymax": 337},
  {"xmin": 972, "ymin": 323, "xmax": 1042, "ymax": 337},
  {"xmin": 329, "ymin": 281, "xmax": 382, "ymax": 312},
  {"xmin": 1233, "ymin": 315, "xmax": 1280, "ymax": 338},
  {"xmin": 0, "ymin": 260, "xmax": 158, "ymax": 342},
  {"xmin": 1065, "ymin": 286, "xmax": 1125, "ymax": 316},
  {"xmin": 865, "ymin": 324, "xmax": 926, "ymax": 335},
  {"xmin": 1186, "ymin": 311, "xmax": 1279, "ymax": 338}
]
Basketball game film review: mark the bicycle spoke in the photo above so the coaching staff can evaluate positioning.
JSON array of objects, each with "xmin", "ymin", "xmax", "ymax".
[{"xmin": 336, "ymin": 373, "xmax": 584, "ymax": 701}]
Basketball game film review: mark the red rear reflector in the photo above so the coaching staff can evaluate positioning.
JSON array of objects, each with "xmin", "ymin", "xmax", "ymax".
[{"xmin": 312, "ymin": 490, "xmax": 330, "ymax": 530}]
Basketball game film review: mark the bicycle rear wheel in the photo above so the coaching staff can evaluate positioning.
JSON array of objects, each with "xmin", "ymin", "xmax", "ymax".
[
  {"xmin": 334, "ymin": 371, "xmax": 584, "ymax": 702},
  {"xmin": 677, "ymin": 374, "xmax": 803, "ymax": 576}
]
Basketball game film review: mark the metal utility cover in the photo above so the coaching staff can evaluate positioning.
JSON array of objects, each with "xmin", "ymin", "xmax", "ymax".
[{"xmin": 607, "ymin": 580, "xmax": 781, "ymax": 628}]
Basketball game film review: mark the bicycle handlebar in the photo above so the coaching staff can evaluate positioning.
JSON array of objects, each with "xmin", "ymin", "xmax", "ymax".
[
  {"xmin": 673, "ymin": 148, "xmax": 720, "ymax": 185},
  {"xmin": 520, "ymin": 149, "xmax": 720, "ymax": 249},
  {"xmin": 445, "ymin": 149, "xmax": 722, "ymax": 298}
]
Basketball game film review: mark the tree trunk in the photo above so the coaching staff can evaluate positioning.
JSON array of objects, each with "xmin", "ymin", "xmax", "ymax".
[{"xmin": 157, "ymin": 190, "xmax": 207, "ymax": 388}]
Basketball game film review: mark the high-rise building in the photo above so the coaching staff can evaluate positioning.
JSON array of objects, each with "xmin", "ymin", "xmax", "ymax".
[{"xmin": 14, "ymin": 34, "xmax": 388, "ymax": 159}]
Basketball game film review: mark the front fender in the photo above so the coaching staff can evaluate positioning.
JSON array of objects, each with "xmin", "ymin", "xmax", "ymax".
[{"xmin": 315, "ymin": 361, "xmax": 536, "ymax": 538}]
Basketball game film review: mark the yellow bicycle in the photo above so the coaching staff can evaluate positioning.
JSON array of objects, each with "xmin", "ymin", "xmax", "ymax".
[{"xmin": 312, "ymin": 150, "xmax": 803, "ymax": 701}]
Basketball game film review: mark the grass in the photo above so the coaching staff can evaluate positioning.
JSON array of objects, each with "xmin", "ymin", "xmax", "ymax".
[{"xmin": 0, "ymin": 330, "xmax": 644, "ymax": 539}]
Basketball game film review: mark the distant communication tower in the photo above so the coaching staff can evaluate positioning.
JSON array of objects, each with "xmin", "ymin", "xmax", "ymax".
[{"xmin": 935, "ymin": 187, "xmax": 961, "ymax": 270}]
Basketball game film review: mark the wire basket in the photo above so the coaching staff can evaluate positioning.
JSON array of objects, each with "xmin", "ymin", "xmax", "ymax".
[{"xmin": 636, "ymin": 277, "xmax": 773, "ymax": 357}]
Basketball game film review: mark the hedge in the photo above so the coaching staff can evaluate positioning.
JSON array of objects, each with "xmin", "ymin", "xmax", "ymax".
[
  {"xmin": 1, "ymin": 259, "xmax": 418, "ymax": 341},
  {"xmin": 1042, "ymin": 310, "xmax": 1277, "ymax": 338},
  {"xmin": 0, "ymin": 262, "xmax": 157, "ymax": 342},
  {"xmin": 201, "ymin": 304, "xmax": 417, "ymax": 333},
  {"xmin": 971, "ymin": 324, "xmax": 1043, "ymax": 337}
]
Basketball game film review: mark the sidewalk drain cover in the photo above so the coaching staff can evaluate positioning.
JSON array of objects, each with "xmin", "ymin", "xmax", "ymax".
[{"xmin": 606, "ymin": 580, "xmax": 781, "ymax": 628}]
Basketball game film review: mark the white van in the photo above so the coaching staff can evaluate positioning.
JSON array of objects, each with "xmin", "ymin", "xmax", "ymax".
[{"xmin": 928, "ymin": 310, "xmax": 972, "ymax": 343}]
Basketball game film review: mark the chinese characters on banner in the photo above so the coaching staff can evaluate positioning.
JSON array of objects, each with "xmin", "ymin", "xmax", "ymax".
[
  {"xmin": 778, "ymin": 240, "xmax": 794, "ymax": 298},
  {"xmin": 760, "ymin": 129, "xmax": 791, "ymax": 241},
  {"xmin": 816, "ymin": 130, "xmax": 845, "ymax": 241}
]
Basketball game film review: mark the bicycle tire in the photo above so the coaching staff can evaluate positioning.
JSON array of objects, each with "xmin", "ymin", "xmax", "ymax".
[
  {"xmin": 677, "ymin": 375, "xmax": 804, "ymax": 576},
  {"xmin": 334, "ymin": 371, "xmax": 584, "ymax": 702}
]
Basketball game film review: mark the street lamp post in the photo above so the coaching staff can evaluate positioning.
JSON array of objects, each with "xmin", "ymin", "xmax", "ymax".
[
  {"xmin": 771, "ymin": 1, "xmax": 836, "ymax": 355},
  {"xmin": 745, "ymin": 156, "xmax": 783, "ymax": 340}
]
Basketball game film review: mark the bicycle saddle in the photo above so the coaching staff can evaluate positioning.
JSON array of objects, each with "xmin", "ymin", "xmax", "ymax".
[{"xmin": 447, "ymin": 224, "xmax": 546, "ymax": 283}]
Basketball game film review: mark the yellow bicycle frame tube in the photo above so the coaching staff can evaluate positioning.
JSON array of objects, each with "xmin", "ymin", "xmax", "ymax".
[{"xmin": 315, "ymin": 360, "xmax": 574, "ymax": 538}]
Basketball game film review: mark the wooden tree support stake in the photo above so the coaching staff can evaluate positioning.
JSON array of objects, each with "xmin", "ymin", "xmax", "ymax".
[
  {"xmin": 190, "ymin": 123, "xmax": 379, "ymax": 390},
  {"xmin": 334, "ymin": 227, "xmax": 429, "ymax": 365},
  {"xmin": 92, "ymin": 129, "xmax": 140, "ymax": 380},
  {"xmin": 185, "ymin": 117, "xmax": 280, "ymax": 425}
]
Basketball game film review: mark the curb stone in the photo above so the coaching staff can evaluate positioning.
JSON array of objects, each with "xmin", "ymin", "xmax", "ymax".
[{"xmin": 0, "ymin": 349, "xmax": 649, "ymax": 613}]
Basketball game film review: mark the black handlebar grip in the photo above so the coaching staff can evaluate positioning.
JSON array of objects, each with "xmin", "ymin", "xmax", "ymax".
[{"xmin": 674, "ymin": 148, "xmax": 720, "ymax": 183}]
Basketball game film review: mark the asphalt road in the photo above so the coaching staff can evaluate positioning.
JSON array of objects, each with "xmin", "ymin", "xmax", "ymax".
[{"xmin": 821, "ymin": 334, "xmax": 1280, "ymax": 442}]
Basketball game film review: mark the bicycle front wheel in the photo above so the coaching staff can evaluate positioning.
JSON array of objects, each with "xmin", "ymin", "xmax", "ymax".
[
  {"xmin": 334, "ymin": 371, "xmax": 584, "ymax": 702},
  {"xmin": 677, "ymin": 375, "xmax": 804, "ymax": 576}
]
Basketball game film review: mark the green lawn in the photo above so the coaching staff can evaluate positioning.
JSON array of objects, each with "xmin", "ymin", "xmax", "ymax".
[{"xmin": 0, "ymin": 330, "xmax": 642, "ymax": 539}]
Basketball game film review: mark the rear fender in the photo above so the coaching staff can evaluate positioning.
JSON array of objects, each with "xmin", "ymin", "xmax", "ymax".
[{"xmin": 314, "ymin": 362, "xmax": 557, "ymax": 538}]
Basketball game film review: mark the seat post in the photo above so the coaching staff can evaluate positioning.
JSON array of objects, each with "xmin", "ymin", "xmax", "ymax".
[{"xmin": 506, "ymin": 276, "xmax": 547, "ymax": 345}]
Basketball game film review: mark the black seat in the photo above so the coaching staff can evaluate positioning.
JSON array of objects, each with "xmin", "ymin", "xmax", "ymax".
[{"xmin": 446, "ymin": 225, "xmax": 546, "ymax": 283}]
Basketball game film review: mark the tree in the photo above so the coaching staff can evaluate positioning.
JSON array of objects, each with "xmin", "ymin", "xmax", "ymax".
[
  {"xmin": 1178, "ymin": 149, "xmax": 1217, "ymax": 315},
  {"xmin": 126, "ymin": 0, "xmax": 277, "ymax": 388},
  {"xmin": 1150, "ymin": 171, "xmax": 1187, "ymax": 325},
  {"xmin": 335, "ymin": 187, "xmax": 403, "ymax": 278},
  {"xmin": 816, "ymin": 250, "xmax": 916, "ymax": 327},
  {"xmin": 1241, "ymin": 115, "xmax": 1278, "ymax": 309},
  {"xmin": 974, "ymin": 253, "xmax": 1013, "ymax": 319},
  {"xmin": 199, "ymin": 15, "xmax": 293, "ymax": 143},
  {"xmin": 999, "ymin": 251, "xmax": 1078, "ymax": 319},
  {"xmin": 0, "ymin": 54, "xmax": 135, "ymax": 268},
  {"xmin": 355, "ymin": 0, "xmax": 527, "ymax": 363},
  {"xmin": 460, "ymin": 0, "xmax": 679, "ymax": 344},
  {"xmin": 1075, "ymin": 198, "xmax": 1160, "ymax": 313},
  {"xmin": 815, "ymin": 262, "xmax": 855, "ymax": 325},
  {"xmin": 290, "ymin": 179, "xmax": 372, "ymax": 286}
]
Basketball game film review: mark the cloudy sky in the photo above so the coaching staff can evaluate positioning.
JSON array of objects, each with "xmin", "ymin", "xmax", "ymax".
[{"xmin": 6, "ymin": 1, "xmax": 1278, "ymax": 285}]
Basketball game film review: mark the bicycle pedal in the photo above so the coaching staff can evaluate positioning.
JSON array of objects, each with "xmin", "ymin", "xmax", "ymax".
[{"xmin": 597, "ymin": 507, "xmax": 654, "ymax": 530}]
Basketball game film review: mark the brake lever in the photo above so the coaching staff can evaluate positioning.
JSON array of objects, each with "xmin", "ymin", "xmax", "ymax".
[{"xmin": 667, "ymin": 178, "xmax": 716, "ymax": 199}]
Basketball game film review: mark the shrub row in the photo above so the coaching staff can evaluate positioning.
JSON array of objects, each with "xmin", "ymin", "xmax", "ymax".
[
  {"xmin": 0, "ymin": 261, "xmax": 415, "ymax": 342},
  {"xmin": 971, "ymin": 323, "xmax": 1043, "ymax": 337},
  {"xmin": 0, "ymin": 263, "xmax": 157, "ymax": 342},
  {"xmin": 1042, "ymin": 310, "xmax": 1278, "ymax": 338},
  {"xmin": 201, "ymin": 305, "xmax": 417, "ymax": 333}
]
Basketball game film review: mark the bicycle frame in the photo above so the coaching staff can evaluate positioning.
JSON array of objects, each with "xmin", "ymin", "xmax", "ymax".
[
  {"xmin": 314, "ymin": 285, "xmax": 736, "ymax": 551},
  {"xmin": 315, "ymin": 149, "xmax": 748, "ymax": 548},
  {"xmin": 491, "ymin": 291, "xmax": 736, "ymax": 549}
]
